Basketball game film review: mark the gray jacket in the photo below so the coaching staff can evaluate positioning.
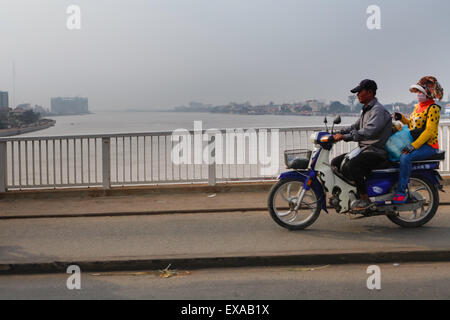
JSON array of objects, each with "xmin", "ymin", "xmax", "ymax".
[{"xmin": 341, "ymin": 98, "xmax": 392, "ymax": 156}]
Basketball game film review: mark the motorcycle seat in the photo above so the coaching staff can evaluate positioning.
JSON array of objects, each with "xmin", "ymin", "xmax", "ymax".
[
  {"xmin": 391, "ymin": 150, "xmax": 445, "ymax": 163},
  {"xmin": 424, "ymin": 150, "xmax": 445, "ymax": 161},
  {"xmin": 371, "ymin": 151, "xmax": 445, "ymax": 173}
]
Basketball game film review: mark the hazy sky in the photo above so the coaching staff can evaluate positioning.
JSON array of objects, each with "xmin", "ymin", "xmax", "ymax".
[{"xmin": 0, "ymin": 0, "xmax": 449, "ymax": 111}]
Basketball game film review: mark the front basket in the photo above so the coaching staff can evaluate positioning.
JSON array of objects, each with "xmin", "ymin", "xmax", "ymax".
[{"xmin": 284, "ymin": 149, "xmax": 312, "ymax": 169}]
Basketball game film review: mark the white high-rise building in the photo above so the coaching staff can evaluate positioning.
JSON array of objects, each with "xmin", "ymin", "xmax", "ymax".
[{"xmin": 51, "ymin": 97, "xmax": 89, "ymax": 115}]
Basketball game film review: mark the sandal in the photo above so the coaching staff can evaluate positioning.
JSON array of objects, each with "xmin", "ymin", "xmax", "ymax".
[{"xmin": 392, "ymin": 192, "xmax": 408, "ymax": 204}]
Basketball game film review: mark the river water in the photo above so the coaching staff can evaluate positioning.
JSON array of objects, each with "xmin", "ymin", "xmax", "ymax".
[{"xmin": 16, "ymin": 111, "xmax": 358, "ymax": 137}]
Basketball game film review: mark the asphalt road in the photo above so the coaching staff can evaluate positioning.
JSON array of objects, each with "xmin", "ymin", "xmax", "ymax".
[
  {"xmin": 1, "ymin": 208, "xmax": 449, "ymax": 264},
  {"xmin": 0, "ymin": 262, "xmax": 449, "ymax": 299}
]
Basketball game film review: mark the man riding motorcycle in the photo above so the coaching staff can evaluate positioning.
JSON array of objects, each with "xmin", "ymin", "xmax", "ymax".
[{"xmin": 331, "ymin": 79, "xmax": 392, "ymax": 210}]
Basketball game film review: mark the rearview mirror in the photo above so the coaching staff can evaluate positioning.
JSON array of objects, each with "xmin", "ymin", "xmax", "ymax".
[{"xmin": 333, "ymin": 115, "xmax": 341, "ymax": 125}]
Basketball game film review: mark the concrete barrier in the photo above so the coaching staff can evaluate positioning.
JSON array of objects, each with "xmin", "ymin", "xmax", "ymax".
[
  {"xmin": 1, "ymin": 249, "xmax": 450, "ymax": 275},
  {"xmin": 0, "ymin": 181, "xmax": 274, "ymax": 200},
  {"xmin": 2, "ymin": 176, "xmax": 450, "ymax": 201}
]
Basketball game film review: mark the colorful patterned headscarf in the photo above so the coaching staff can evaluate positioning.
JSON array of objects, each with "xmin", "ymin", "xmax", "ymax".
[{"xmin": 410, "ymin": 76, "xmax": 444, "ymax": 101}]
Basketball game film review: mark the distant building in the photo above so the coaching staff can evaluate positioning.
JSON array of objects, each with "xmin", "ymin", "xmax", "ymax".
[
  {"xmin": 347, "ymin": 95, "xmax": 357, "ymax": 112},
  {"xmin": 0, "ymin": 91, "xmax": 9, "ymax": 108},
  {"xmin": 51, "ymin": 97, "xmax": 89, "ymax": 115},
  {"xmin": 305, "ymin": 100, "xmax": 324, "ymax": 112},
  {"xmin": 0, "ymin": 95, "xmax": 9, "ymax": 122},
  {"xmin": 445, "ymin": 104, "xmax": 450, "ymax": 116},
  {"xmin": 16, "ymin": 103, "xmax": 32, "ymax": 110},
  {"xmin": 392, "ymin": 103, "xmax": 414, "ymax": 114},
  {"xmin": 11, "ymin": 107, "xmax": 26, "ymax": 114},
  {"xmin": 33, "ymin": 105, "xmax": 48, "ymax": 115}
]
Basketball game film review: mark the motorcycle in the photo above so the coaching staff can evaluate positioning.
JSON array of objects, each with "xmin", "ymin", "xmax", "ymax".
[{"xmin": 268, "ymin": 115, "xmax": 445, "ymax": 230}]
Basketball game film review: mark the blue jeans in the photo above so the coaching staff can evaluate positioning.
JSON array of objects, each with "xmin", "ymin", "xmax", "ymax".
[{"xmin": 397, "ymin": 144, "xmax": 437, "ymax": 193}]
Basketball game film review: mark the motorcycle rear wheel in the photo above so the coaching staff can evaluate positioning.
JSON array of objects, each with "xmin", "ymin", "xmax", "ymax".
[{"xmin": 387, "ymin": 174, "xmax": 439, "ymax": 228}]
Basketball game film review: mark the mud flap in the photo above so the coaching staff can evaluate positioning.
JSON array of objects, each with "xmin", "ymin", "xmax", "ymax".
[
  {"xmin": 414, "ymin": 170, "xmax": 445, "ymax": 192},
  {"xmin": 278, "ymin": 170, "xmax": 328, "ymax": 213}
]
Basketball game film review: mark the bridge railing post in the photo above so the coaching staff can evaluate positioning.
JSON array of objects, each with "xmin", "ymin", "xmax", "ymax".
[
  {"xmin": 0, "ymin": 141, "xmax": 7, "ymax": 192},
  {"xmin": 102, "ymin": 137, "xmax": 111, "ymax": 189},
  {"xmin": 208, "ymin": 135, "xmax": 216, "ymax": 186}
]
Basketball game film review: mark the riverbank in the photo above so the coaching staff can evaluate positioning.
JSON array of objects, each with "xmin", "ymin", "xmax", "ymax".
[
  {"xmin": 0, "ymin": 119, "xmax": 56, "ymax": 137},
  {"xmin": 169, "ymin": 109, "xmax": 362, "ymax": 117}
]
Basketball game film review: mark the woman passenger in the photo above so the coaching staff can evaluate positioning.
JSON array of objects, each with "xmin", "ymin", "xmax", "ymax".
[{"xmin": 392, "ymin": 76, "xmax": 444, "ymax": 203}]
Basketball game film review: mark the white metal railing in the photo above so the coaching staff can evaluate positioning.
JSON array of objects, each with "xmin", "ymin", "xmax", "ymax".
[{"xmin": 0, "ymin": 124, "xmax": 449, "ymax": 191}]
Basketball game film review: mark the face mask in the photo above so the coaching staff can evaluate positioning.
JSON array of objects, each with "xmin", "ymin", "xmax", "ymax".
[{"xmin": 417, "ymin": 92, "xmax": 428, "ymax": 103}]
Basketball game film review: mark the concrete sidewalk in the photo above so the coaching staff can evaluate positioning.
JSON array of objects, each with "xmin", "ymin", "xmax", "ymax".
[
  {"xmin": 1, "ymin": 182, "xmax": 450, "ymax": 275},
  {"xmin": 2, "ymin": 182, "xmax": 450, "ymax": 219},
  {"xmin": 0, "ymin": 185, "xmax": 269, "ymax": 219}
]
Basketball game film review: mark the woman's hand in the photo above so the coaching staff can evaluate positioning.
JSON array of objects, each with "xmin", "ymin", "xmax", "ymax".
[
  {"xmin": 402, "ymin": 144, "xmax": 415, "ymax": 154},
  {"xmin": 393, "ymin": 112, "xmax": 403, "ymax": 121}
]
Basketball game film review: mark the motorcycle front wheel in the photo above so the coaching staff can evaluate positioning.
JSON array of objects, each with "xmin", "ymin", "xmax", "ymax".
[{"xmin": 268, "ymin": 179, "xmax": 321, "ymax": 230}]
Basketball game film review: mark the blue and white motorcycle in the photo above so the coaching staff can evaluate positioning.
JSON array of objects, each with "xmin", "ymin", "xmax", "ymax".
[{"xmin": 268, "ymin": 115, "xmax": 445, "ymax": 230}]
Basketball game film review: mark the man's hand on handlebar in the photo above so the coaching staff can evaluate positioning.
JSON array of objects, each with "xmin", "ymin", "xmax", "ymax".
[{"xmin": 333, "ymin": 133, "xmax": 344, "ymax": 142}]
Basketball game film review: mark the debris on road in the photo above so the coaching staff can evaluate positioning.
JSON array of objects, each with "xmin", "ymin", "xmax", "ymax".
[
  {"xmin": 158, "ymin": 264, "xmax": 191, "ymax": 278},
  {"xmin": 288, "ymin": 265, "xmax": 330, "ymax": 272}
]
